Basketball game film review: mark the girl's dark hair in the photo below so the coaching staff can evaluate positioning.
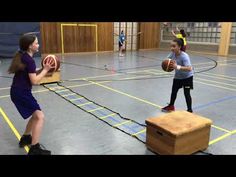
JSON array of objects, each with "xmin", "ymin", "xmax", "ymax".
[
  {"xmin": 180, "ymin": 29, "xmax": 186, "ymax": 37},
  {"xmin": 173, "ymin": 38, "xmax": 184, "ymax": 48},
  {"xmin": 8, "ymin": 34, "xmax": 37, "ymax": 74},
  {"xmin": 19, "ymin": 34, "xmax": 37, "ymax": 51}
]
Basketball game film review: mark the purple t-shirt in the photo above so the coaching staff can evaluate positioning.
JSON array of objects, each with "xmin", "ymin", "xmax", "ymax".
[{"xmin": 11, "ymin": 53, "xmax": 36, "ymax": 90}]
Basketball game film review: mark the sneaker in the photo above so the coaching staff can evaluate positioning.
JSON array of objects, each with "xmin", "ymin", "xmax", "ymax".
[
  {"xmin": 187, "ymin": 109, "xmax": 193, "ymax": 113},
  {"xmin": 28, "ymin": 143, "xmax": 51, "ymax": 155},
  {"xmin": 19, "ymin": 135, "xmax": 32, "ymax": 148},
  {"xmin": 161, "ymin": 105, "xmax": 175, "ymax": 112}
]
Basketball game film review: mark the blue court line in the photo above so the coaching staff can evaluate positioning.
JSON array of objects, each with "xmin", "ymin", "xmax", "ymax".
[{"xmin": 193, "ymin": 95, "xmax": 236, "ymax": 110}]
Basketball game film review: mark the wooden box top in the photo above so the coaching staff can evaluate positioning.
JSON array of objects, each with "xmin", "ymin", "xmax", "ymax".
[{"xmin": 146, "ymin": 111, "xmax": 212, "ymax": 137}]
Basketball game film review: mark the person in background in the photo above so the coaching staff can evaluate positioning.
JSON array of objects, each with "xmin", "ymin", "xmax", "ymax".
[{"xmin": 171, "ymin": 26, "xmax": 187, "ymax": 52}]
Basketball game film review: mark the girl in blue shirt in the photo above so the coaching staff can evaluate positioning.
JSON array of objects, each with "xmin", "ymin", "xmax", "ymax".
[{"xmin": 162, "ymin": 38, "xmax": 194, "ymax": 113}]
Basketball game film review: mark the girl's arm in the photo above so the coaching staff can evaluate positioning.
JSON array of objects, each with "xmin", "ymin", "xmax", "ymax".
[
  {"xmin": 171, "ymin": 30, "xmax": 176, "ymax": 37},
  {"xmin": 172, "ymin": 60, "xmax": 192, "ymax": 71},
  {"xmin": 29, "ymin": 59, "xmax": 54, "ymax": 85}
]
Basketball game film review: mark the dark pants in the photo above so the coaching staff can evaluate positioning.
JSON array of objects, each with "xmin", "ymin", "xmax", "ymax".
[
  {"xmin": 169, "ymin": 76, "xmax": 193, "ymax": 111},
  {"xmin": 119, "ymin": 42, "xmax": 123, "ymax": 48}
]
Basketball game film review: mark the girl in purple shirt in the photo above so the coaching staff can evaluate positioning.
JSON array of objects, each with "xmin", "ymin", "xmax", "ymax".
[{"xmin": 8, "ymin": 34, "xmax": 53, "ymax": 155}]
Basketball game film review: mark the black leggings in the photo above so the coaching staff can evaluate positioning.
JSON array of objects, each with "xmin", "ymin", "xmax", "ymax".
[{"xmin": 169, "ymin": 81, "xmax": 192, "ymax": 111}]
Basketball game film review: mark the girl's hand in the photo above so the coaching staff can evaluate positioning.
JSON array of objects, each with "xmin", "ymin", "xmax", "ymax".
[
  {"xmin": 43, "ymin": 58, "xmax": 54, "ymax": 72},
  {"xmin": 171, "ymin": 60, "xmax": 177, "ymax": 69},
  {"xmin": 171, "ymin": 60, "xmax": 181, "ymax": 70}
]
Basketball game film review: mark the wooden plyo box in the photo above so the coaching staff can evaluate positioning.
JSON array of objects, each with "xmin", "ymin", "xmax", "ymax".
[
  {"xmin": 145, "ymin": 111, "xmax": 212, "ymax": 155},
  {"xmin": 39, "ymin": 70, "xmax": 61, "ymax": 84}
]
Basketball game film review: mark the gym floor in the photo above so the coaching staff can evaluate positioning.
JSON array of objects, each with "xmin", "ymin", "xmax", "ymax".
[{"xmin": 0, "ymin": 50, "xmax": 236, "ymax": 155}]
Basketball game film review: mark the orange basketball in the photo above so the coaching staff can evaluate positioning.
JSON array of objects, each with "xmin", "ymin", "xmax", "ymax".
[
  {"xmin": 41, "ymin": 55, "xmax": 60, "ymax": 72},
  {"xmin": 162, "ymin": 59, "xmax": 175, "ymax": 72}
]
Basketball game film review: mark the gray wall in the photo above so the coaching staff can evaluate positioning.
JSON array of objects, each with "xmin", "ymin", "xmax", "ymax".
[
  {"xmin": 0, "ymin": 22, "xmax": 41, "ymax": 58},
  {"xmin": 228, "ymin": 46, "xmax": 236, "ymax": 55}
]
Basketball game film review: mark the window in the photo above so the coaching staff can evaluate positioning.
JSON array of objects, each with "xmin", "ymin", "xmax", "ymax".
[
  {"xmin": 208, "ymin": 22, "xmax": 218, "ymax": 28},
  {"xmin": 230, "ymin": 22, "xmax": 236, "ymax": 44},
  {"xmin": 187, "ymin": 22, "xmax": 195, "ymax": 28},
  {"xmin": 161, "ymin": 22, "xmax": 221, "ymax": 44},
  {"xmin": 113, "ymin": 22, "xmax": 139, "ymax": 51}
]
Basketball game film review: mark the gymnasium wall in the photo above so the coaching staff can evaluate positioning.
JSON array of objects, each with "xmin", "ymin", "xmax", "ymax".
[
  {"xmin": 40, "ymin": 22, "xmax": 61, "ymax": 54},
  {"xmin": 113, "ymin": 22, "xmax": 139, "ymax": 51},
  {"xmin": 228, "ymin": 46, "xmax": 236, "ymax": 55},
  {"xmin": 138, "ymin": 22, "xmax": 160, "ymax": 49},
  {"xmin": 228, "ymin": 22, "xmax": 236, "ymax": 55},
  {"xmin": 160, "ymin": 22, "xmax": 220, "ymax": 54},
  {"xmin": 40, "ymin": 22, "xmax": 113, "ymax": 54},
  {"xmin": 159, "ymin": 22, "xmax": 236, "ymax": 56},
  {"xmin": 41, "ymin": 22, "xmax": 163, "ymax": 54},
  {"xmin": 0, "ymin": 22, "xmax": 41, "ymax": 58}
]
